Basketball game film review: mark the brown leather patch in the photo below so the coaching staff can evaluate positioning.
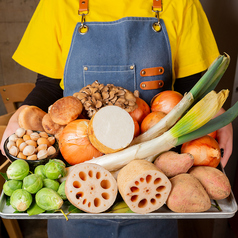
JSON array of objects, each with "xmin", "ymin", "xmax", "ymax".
[
  {"xmin": 140, "ymin": 67, "xmax": 164, "ymax": 77},
  {"xmin": 153, "ymin": 0, "xmax": 162, "ymax": 10},
  {"xmin": 140, "ymin": 80, "xmax": 164, "ymax": 90},
  {"xmin": 79, "ymin": 0, "xmax": 89, "ymax": 13}
]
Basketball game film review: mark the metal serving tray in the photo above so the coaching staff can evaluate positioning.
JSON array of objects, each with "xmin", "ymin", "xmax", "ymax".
[
  {"xmin": 0, "ymin": 163, "xmax": 237, "ymax": 220},
  {"xmin": 0, "ymin": 190, "xmax": 237, "ymax": 220}
]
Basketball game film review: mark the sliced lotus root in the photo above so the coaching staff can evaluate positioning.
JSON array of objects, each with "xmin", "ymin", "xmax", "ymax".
[
  {"xmin": 18, "ymin": 105, "xmax": 46, "ymax": 132},
  {"xmin": 88, "ymin": 105, "xmax": 135, "ymax": 154},
  {"xmin": 48, "ymin": 96, "xmax": 83, "ymax": 125},
  {"xmin": 65, "ymin": 163, "xmax": 118, "ymax": 213},
  {"xmin": 117, "ymin": 160, "xmax": 171, "ymax": 214}
]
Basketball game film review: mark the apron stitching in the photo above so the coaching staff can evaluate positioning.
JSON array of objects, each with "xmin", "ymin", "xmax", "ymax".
[
  {"xmin": 83, "ymin": 65, "xmax": 133, "ymax": 68},
  {"xmin": 160, "ymin": 22, "xmax": 172, "ymax": 78},
  {"xmin": 64, "ymin": 25, "xmax": 79, "ymax": 91}
]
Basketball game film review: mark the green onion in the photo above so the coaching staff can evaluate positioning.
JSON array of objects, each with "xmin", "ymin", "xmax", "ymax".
[
  {"xmin": 131, "ymin": 54, "xmax": 230, "ymax": 146},
  {"xmin": 170, "ymin": 90, "xmax": 229, "ymax": 138},
  {"xmin": 85, "ymin": 90, "xmax": 229, "ymax": 171},
  {"xmin": 177, "ymin": 100, "xmax": 238, "ymax": 145}
]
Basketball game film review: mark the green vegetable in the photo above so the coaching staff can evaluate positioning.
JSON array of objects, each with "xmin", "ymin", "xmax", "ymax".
[
  {"xmin": 27, "ymin": 201, "xmax": 45, "ymax": 216},
  {"xmin": 10, "ymin": 189, "xmax": 32, "ymax": 212},
  {"xmin": 43, "ymin": 178, "xmax": 60, "ymax": 191},
  {"xmin": 131, "ymin": 53, "xmax": 230, "ymax": 145},
  {"xmin": 177, "ymin": 100, "xmax": 238, "ymax": 145},
  {"xmin": 57, "ymin": 181, "xmax": 67, "ymax": 200},
  {"xmin": 23, "ymin": 174, "xmax": 43, "ymax": 194},
  {"xmin": 34, "ymin": 165, "xmax": 47, "ymax": 179},
  {"xmin": 7, "ymin": 160, "xmax": 29, "ymax": 180},
  {"xmin": 35, "ymin": 188, "xmax": 63, "ymax": 211},
  {"xmin": 3, "ymin": 180, "xmax": 23, "ymax": 196},
  {"xmin": 86, "ymin": 90, "xmax": 230, "ymax": 171},
  {"xmin": 44, "ymin": 159, "xmax": 66, "ymax": 179}
]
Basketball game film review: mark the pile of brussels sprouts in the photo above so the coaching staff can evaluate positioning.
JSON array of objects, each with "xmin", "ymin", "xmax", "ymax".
[{"xmin": 3, "ymin": 159, "xmax": 68, "ymax": 215}]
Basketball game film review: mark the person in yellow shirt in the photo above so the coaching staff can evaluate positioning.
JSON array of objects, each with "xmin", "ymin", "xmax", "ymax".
[{"xmin": 0, "ymin": 0, "xmax": 233, "ymax": 237}]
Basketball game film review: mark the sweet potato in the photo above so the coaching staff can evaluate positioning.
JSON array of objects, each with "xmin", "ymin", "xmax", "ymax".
[
  {"xmin": 154, "ymin": 151, "xmax": 194, "ymax": 178},
  {"xmin": 166, "ymin": 173, "xmax": 211, "ymax": 213},
  {"xmin": 188, "ymin": 166, "xmax": 231, "ymax": 200}
]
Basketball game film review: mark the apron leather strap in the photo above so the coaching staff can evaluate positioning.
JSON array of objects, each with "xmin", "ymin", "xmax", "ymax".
[
  {"xmin": 79, "ymin": 0, "xmax": 89, "ymax": 15},
  {"xmin": 78, "ymin": 0, "xmax": 162, "ymax": 15},
  {"xmin": 153, "ymin": 0, "xmax": 162, "ymax": 11}
]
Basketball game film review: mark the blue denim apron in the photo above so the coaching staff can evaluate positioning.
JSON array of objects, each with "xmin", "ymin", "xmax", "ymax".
[
  {"xmin": 48, "ymin": 16, "xmax": 177, "ymax": 238},
  {"xmin": 63, "ymin": 17, "xmax": 172, "ymax": 105}
]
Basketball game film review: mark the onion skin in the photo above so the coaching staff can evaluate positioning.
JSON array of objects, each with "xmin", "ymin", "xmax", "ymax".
[
  {"xmin": 129, "ymin": 97, "xmax": 150, "ymax": 124},
  {"xmin": 151, "ymin": 90, "xmax": 183, "ymax": 114},
  {"xmin": 133, "ymin": 118, "xmax": 140, "ymax": 137},
  {"xmin": 140, "ymin": 111, "xmax": 167, "ymax": 134},
  {"xmin": 59, "ymin": 119, "xmax": 103, "ymax": 165},
  {"xmin": 207, "ymin": 130, "xmax": 217, "ymax": 139},
  {"xmin": 181, "ymin": 135, "xmax": 221, "ymax": 168}
]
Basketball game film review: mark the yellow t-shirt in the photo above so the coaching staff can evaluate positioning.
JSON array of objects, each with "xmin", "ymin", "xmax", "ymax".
[{"xmin": 12, "ymin": 0, "xmax": 219, "ymax": 88}]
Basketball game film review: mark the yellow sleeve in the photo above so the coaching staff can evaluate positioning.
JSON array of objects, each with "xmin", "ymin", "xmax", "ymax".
[
  {"xmin": 174, "ymin": 0, "xmax": 220, "ymax": 79},
  {"xmin": 12, "ymin": 0, "xmax": 64, "ymax": 79}
]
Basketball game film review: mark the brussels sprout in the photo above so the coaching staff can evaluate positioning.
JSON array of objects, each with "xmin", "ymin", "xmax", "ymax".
[
  {"xmin": 57, "ymin": 181, "xmax": 67, "ymax": 200},
  {"xmin": 3, "ymin": 180, "xmax": 23, "ymax": 196},
  {"xmin": 10, "ymin": 189, "xmax": 32, "ymax": 211},
  {"xmin": 7, "ymin": 160, "xmax": 29, "ymax": 180},
  {"xmin": 43, "ymin": 178, "xmax": 60, "ymax": 191},
  {"xmin": 43, "ymin": 159, "xmax": 66, "ymax": 179},
  {"xmin": 35, "ymin": 188, "xmax": 63, "ymax": 210},
  {"xmin": 34, "ymin": 165, "xmax": 47, "ymax": 179},
  {"xmin": 23, "ymin": 174, "xmax": 43, "ymax": 194}
]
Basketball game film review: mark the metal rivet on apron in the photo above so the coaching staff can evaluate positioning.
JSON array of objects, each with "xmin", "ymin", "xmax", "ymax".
[
  {"xmin": 141, "ymin": 83, "xmax": 146, "ymax": 88},
  {"xmin": 141, "ymin": 70, "xmax": 146, "ymax": 75},
  {"xmin": 130, "ymin": 65, "xmax": 134, "ymax": 70},
  {"xmin": 159, "ymin": 68, "xmax": 163, "ymax": 73},
  {"xmin": 84, "ymin": 66, "xmax": 88, "ymax": 71},
  {"xmin": 6, "ymin": 98, "xmax": 9, "ymax": 101},
  {"xmin": 158, "ymin": 82, "xmax": 163, "ymax": 86}
]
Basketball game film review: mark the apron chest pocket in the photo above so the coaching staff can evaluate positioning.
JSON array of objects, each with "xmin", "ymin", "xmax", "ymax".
[{"xmin": 83, "ymin": 65, "xmax": 136, "ymax": 92}]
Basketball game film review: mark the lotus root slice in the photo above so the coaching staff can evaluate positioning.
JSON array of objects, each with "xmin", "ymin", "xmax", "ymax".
[
  {"xmin": 117, "ymin": 160, "xmax": 171, "ymax": 214},
  {"xmin": 65, "ymin": 163, "xmax": 118, "ymax": 213}
]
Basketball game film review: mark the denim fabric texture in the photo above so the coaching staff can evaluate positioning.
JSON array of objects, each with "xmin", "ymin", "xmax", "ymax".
[
  {"xmin": 48, "ymin": 219, "xmax": 178, "ymax": 238},
  {"xmin": 57, "ymin": 16, "xmax": 176, "ymax": 238},
  {"xmin": 63, "ymin": 17, "xmax": 172, "ymax": 104}
]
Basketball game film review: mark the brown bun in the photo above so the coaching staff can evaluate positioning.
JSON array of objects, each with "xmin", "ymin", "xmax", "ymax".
[
  {"xmin": 49, "ymin": 96, "xmax": 83, "ymax": 125},
  {"xmin": 42, "ymin": 113, "xmax": 65, "ymax": 136},
  {"xmin": 18, "ymin": 106, "xmax": 47, "ymax": 131}
]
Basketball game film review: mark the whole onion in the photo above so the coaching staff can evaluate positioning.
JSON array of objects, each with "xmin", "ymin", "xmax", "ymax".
[
  {"xmin": 151, "ymin": 90, "xmax": 183, "ymax": 114},
  {"xmin": 140, "ymin": 111, "xmax": 167, "ymax": 134},
  {"xmin": 129, "ymin": 97, "xmax": 150, "ymax": 124},
  {"xmin": 133, "ymin": 118, "xmax": 140, "ymax": 137},
  {"xmin": 59, "ymin": 119, "xmax": 103, "ymax": 165},
  {"xmin": 181, "ymin": 135, "xmax": 221, "ymax": 168}
]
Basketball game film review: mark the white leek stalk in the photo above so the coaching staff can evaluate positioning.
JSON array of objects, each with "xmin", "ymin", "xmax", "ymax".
[
  {"xmin": 130, "ymin": 54, "xmax": 230, "ymax": 146},
  {"xmin": 86, "ymin": 90, "xmax": 228, "ymax": 171}
]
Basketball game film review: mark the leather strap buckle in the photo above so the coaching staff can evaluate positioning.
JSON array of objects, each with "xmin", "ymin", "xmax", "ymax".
[
  {"xmin": 152, "ymin": 0, "xmax": 163, "ymax": 32},
  {"xmin": 78, "ymin": 0, "xmax": 89, "ymax": 34}
]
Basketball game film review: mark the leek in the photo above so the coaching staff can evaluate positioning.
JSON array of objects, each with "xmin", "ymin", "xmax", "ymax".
[
  {"xmin": 130, "ymin": 54, "xmax": 230, "ymax": 145},
  {"xmin": 86, "ymin": 90, "xmax": 229, "ymax": 171},
  {"xmin": 177, "ymin": 100, "xmax": 238, "ymax": 145}
]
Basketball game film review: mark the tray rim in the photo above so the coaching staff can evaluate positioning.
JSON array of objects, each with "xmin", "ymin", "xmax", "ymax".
[
  {"xmin": 0, "ymin": 190, "xmax": 237, "ymax": 220},
  {"xmin": 1, "ymin": 163, "xmax": 237, "ymax": 220}
]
